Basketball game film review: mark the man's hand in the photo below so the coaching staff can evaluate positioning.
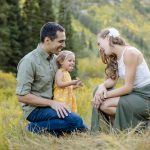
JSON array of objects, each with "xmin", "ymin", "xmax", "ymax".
[{"xmin": 50, "ymin": 100, "xmax": 71, "ymax": 118}]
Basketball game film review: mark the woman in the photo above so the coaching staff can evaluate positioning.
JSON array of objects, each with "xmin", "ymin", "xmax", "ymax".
[{"xmin": 91, "ymin": 27, "xmax": 150, "ymax": 131}]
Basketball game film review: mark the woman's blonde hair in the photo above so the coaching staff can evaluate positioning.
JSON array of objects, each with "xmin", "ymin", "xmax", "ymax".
[
  {"xmin": 56, "ymin": 50, "xmax": 75, "ymax": 67},
  {"xmin": 98, "ymin": 28, "xmax": 127, "ymax": 80}
]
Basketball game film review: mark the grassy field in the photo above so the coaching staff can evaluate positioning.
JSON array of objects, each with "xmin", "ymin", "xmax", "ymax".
[{"xmin": 1, "ymin": 57, "xmax": 150, "ymax": 150}]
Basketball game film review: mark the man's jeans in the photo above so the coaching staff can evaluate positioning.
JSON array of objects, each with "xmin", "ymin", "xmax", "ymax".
[{"xmin": 27, "ymin": 107, "xmax": 87, "ymax": 135}]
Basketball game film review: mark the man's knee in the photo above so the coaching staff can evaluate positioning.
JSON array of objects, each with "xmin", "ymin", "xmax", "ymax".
[
  {"xmin": 67, "ymin": 112, "xmax": 82, "ymax": 122},
  {"xmin": 66, "ymin": 112, "xmax": 84, "ymax": 127}
]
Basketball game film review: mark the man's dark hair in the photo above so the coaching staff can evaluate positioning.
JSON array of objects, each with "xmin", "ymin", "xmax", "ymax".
[{"xmin": 40, "ymin": 22, "xmax": 65, "ymax": 42}]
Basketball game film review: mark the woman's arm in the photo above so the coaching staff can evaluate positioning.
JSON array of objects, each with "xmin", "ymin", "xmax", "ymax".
[
  {"xmin": 103, "ymin": 78, "xmax": 118, "ymax": 89},
  {"xmin": 93, "ymin": 78, "xmax": 118, "ymax": 100},
  {"xmin": 106, "ymin": 49, "xmax": 139, "ymax": 98},
  {"xmin": 55, "ymin": 69, "xmax": 78, "ymax": 88}
]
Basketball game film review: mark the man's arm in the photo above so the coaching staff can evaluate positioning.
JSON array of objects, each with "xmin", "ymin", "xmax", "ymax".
[
  {"xmin": 17, "ymin": 94, "xmax": 71, "ymax": 118},
  {"xmin": 17, "ymin": 94, "xmax": 52, "ymax": 107}
]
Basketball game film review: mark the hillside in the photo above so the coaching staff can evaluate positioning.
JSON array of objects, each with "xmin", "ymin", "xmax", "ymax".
[{"xmin": 71, "ymin": 0, "xmax": 150, "ymax": 61}]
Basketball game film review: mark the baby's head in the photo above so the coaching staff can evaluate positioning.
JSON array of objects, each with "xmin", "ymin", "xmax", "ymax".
[{"xmin": 56, "ymin": 50, "xmax": 75, "ymax": 72}]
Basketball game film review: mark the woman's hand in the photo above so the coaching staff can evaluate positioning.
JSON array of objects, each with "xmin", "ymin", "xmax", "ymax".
[
  {"xmin": 93, "ymin": 84, "xmax": 107, "ymax": 108},
  {"xmin": 92, "ymin": 98, "xmax": 101, "ymax": 109}
]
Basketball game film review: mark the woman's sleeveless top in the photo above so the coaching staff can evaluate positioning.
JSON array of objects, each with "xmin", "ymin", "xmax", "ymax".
[{"xmin": 117, "ymin": 48, "xmax": 150, "ymax": 88}]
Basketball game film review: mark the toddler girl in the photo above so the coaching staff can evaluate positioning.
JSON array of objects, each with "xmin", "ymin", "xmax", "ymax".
[{"xmin": 54, "ymin": 50, "xmax": 82, "ymax": 112}]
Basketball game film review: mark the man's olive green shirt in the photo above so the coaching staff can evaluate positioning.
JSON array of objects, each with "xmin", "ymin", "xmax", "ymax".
[{"xmin": 16, "ymin": 45, "xmax": 58, "ymax": 119}]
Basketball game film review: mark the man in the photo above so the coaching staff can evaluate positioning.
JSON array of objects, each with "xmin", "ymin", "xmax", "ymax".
[{"xmin": 16, "ymin": 22, "xmax": 87, "ymax": 136}]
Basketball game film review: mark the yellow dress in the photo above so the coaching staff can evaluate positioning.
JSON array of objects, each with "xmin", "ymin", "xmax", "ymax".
[{"xmin": 54, "ymin": 68, "xmax": 77, "ymax": 112}]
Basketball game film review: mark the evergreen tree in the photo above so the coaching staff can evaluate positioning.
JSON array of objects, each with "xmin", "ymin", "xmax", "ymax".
[
  {"xmin": 21, "ymin": 0, "xmax": 41, "ymax": 55},
  {"xmin": 58, "ymin": 0, "xmax": 74, "ymax": 51},
  {"xmin": 38, "ymin": 0, "xmax": 55, "ymax": 24},
  {"xmin": 80, "ymin": 30, "xmax": 87, "ymax": 48},
  {"xmin": 20, "ymin": 0, "xmax": 56, "ymax": 56},
  {"xmin": 6, "ymin": 0, "xmax": 21, "ymax": 73},
  {"xmin": 0, "ymin": 1, "xmax": 10, "ymax": 71},
  {"xmin": 89, "ymin": 39, "xmax": 93, "ymax": 50},
  {"xmin": 0, "ymin": 0, "xmax": 21, "ymax": 73}
]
